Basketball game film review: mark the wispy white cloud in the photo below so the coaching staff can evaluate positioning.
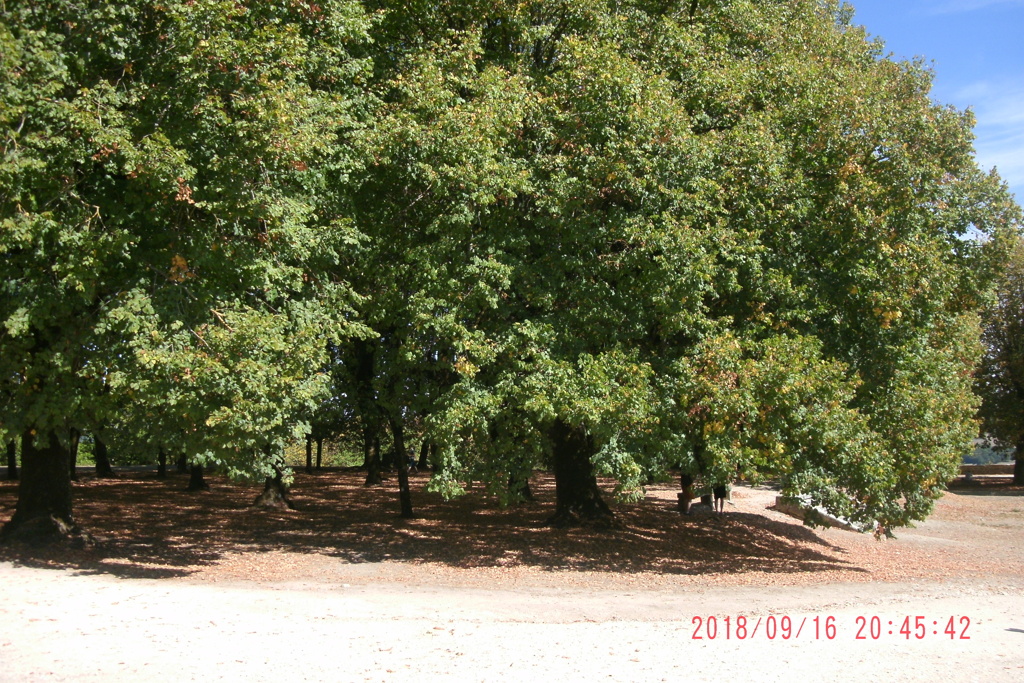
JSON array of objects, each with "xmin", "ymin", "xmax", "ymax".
[
  {"xmin": 974, "ymin": 129, "xmax": 1024, "ymax": 189},
  {"xmin": 930, "ymin": 0, "xmax": 1024, "ymax": 14},
  {"xmin": 958, "ymin": 82, "xmax": 1024, "ymax": 127},
  {"xmin": 960, "ymin": 81, "xmax": 1024, "ymax": 198}
]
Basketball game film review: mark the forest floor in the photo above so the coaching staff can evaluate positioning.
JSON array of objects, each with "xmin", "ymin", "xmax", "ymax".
[{"xmin": 1, "ymin": 469, "xmax": 1023, "ymax": 681}]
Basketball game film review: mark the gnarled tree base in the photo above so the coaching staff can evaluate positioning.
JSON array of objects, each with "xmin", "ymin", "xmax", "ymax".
[
  {"xmin": 2, "ymin": 430, "xmax": 85, "ymax": 544},
  {"xmin": 252, "ymin": 473, "xmax": 295, "ymax": 510},
  {"xmin": 546, "ymin": 509, "xmax": 616, "ymax": 528},
  {"xmin": 0, "ymin": 513, "xmax": 91, "ymax": 548}
]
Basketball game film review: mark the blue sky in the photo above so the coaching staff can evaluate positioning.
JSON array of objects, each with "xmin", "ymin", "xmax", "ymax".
[{"xmin": 848, "ymin": 0, "xmax": 1024, "ymax": 204}]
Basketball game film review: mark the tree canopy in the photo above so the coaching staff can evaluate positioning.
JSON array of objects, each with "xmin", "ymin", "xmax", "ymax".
[
  {"xmin": 977, "ymin": 235, "xmax": 1024, "ymax": 484},
  {"xmin": 2, "ymin": 0, "xmax": 1020, "ymax": 540},
  {"xmin": 1, "ymin": 0, "xmax": 374, "ymax": 537},
  {"xmin": 355, "ymin": 0, "xmax": 1020, "ymax": 529}
]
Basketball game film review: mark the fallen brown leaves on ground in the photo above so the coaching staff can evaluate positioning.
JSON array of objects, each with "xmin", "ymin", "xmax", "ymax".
[{"xmin": 1, "ymin": 469, "xmax": 1021, "ymax": 590}]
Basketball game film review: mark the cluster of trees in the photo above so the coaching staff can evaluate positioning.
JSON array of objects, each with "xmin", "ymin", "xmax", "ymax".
[
  {"xmin": 2, "ymin": 0, "xmax": 1020, "ymax": 542},
  {"xmin": 977, "ymin": 236, "xmax": 1024, "ymax": 484}
]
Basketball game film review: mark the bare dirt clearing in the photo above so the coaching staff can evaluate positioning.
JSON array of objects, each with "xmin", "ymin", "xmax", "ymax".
[{"xmin": 2, "ymin": 471, "xmax": 1023, "ymax": 681}]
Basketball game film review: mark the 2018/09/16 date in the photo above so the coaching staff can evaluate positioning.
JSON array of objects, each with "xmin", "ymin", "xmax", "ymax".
[{"xmin": 690, "ymin": 615, "xmax": 971, "ymax": 640}]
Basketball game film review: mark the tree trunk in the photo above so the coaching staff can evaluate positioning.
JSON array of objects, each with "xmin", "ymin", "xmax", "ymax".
[
  {"xmin": 5, "ymin": 441, "xmax": 16, "ymax": 481},
  {"xmin": 252, "ymin": 468, "xmax": 295, "ymax": 510},
  {"xmin": 316, "ymin": 438, "xmax": 323, "ymax": 470},
  {"xmin": 417, "ymin": 440, "xmax": 430, "ymax": 470},
  {"xmin": 364, "ymin": 426, "xmax": 382, "ymax": 486},
  {"xmin": 305, "ymin": 435, "xmax": 313, "ymax": 475},
  {"xmin": 381, "ymin": 435, "xmax": 395, "ymax": 471},
  {"xmin": 1015, "ymin": 437, "xmax": 1024, "ymax": 486},
  {"xmin": 1, "ymin": 430, "xmax": 80, "ymax": 543},
  {"xmin": 176, "ymin": 452, "xmax": 188, "ymax": 474},
  {"xmin": 679, "ymin": 472, "xmax": 695, "ymax": 515},
  {"xmin": 389, "ymin": 413, "xmax": 414, "ymax": 518},
  {"xmin": 547, "ymin": 419, "xmax": 613, "ymax": 527},
  {"xmin": 94, "ymin": 436, "xmax": 114, "ymax": 478},
  {"xmin": 157, "ymin": 448, "xmax": 167, "ymax": 478},
  {"xmin": 186, "ymin": 463, "xmax": 209, "ymax": 491},
  {"xmin": 68, "ymin": 428, "xmax": 80, "ymax": 482},
  {"xmin": 509, "ymin": 472, "xmax": 536, "ymax": 503},
  {"xmin": 253, "ymin": 445, "xmax": 294, "ymax": 509}
]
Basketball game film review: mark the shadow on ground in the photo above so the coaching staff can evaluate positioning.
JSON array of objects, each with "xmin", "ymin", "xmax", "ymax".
[
  {"xmin": 0, "ymin": 470, "xmax": 858, "ymax": 580},
  {"xmin": 947, "ymin": 478, "xmax": 1024, "ymax": 496}
]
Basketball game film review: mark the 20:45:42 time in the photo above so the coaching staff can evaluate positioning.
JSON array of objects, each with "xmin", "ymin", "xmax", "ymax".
[{"xmin": 855, "ymin": 616, "xmax": 971, "ymax": 640}]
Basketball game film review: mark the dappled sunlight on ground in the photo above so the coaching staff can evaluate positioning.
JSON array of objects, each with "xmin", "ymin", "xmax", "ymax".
[{"xmin": 1, "ymin": 469, "xmax": 1021, "ymax": 589}]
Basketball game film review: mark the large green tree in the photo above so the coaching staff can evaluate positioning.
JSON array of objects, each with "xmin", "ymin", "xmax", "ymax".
[
  {"xmin": 1, "ymin": 0, "xmax": 372, "ymax": 540},
  {"xmin": 4, "ymin": 0, "xmax": 1019, "ymax": 542},
  {"xmin": 977, "ymin": 236, "xmax": 1024, "ymax": 484},
  {"xmin": 364, "ymin": 0, "xmax": 1019, "ymax": 529}
]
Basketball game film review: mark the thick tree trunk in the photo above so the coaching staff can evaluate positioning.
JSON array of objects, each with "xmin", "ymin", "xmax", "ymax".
[
  {"xmin": 417, "ymin": 440, "xmax": 430, "ymax": 470},
  {"xmin": 305, "ymin": 435, "xmax": 313, "ymax": 475},
  {"xmin": 364, "ymin": 426, "xmax": 382, "ymax": 486},
  {"xmin": 1015, "ymin": 437, "xmax": 1024, "ymax": 486},
  {"xmin": 389, "ymin": 413, "xmax": 414, "ymax": 518},
  {"xmin": 1, "ymin": 430, "xmax": 80, "ymax": 543},
  {"xmin": 547, "ymin": 419, "xmax": 613, "ymax": 527},
  {"xmin": 361, "ymin": 430, "xmax": 371, "ymax": 468},
  {"xmin": 5, "ymin": 441, "xmax": 16, "ymax": 481},
  {"xmin": 157, "ymin": 449, "xmax": 168, "ymax": 478},
  {"xmin": 186, "ymin": 464, "xmax": 209, "ymax": 491},
  {"xmin": 68, "ymin": 428, "xmax": 80, "ymax": 482},
  {"xmin": 316, "ymin": 438, "xmax": 323, "ymax": 470},
  {"xmin": 94, "ymin": 436, "xmax": 114, "ymax": 478},
  {"xmin": 176, "ymin": 452, "xmax": 188, "ymax": 474},
  {"xmin": 252, "ymin": 468, "xmax": 295, "ymax": 510}
]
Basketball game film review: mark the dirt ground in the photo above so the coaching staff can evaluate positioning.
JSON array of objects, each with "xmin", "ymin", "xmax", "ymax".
[{"xmin": 1, "ymin": 470, "xmax": 1023, "ymax": 681}]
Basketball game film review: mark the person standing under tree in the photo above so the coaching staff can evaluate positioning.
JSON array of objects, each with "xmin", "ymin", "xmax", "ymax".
[{"xmin": 713, "ymin": 483, "xmax": 728, "ymax": 516}]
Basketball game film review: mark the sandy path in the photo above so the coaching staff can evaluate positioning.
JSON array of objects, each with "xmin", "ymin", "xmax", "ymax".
[{"xmin": 2, "ymin": 563, "xmax": 1023, "ymax": 681}]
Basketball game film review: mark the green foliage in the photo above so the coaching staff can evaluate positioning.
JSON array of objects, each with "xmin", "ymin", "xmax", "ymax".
[
  {"xmin": 3, "ymin": 0, "xmax": 1020, "ymax": 533},
  {"xmin": 1, "ymin": 0, "xmax": 373, "ymax": 479},
  {"xmin": 367, "ymin": 0, "xmax": 1020, "ymax": 528},
  {"xmin": 977, "ymin": 236, "xmax": 1024, "ymax": 452}
]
